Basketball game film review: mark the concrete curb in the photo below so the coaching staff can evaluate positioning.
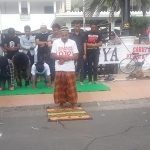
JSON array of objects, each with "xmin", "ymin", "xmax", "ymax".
[{"xmin": 1, "ymin": 97, "xmax": 150, "ymax": 112}]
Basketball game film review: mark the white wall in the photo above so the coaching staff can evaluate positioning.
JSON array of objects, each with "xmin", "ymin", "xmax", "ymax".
[
  {"xmin": 0, "ymin": 14, "xmax": 55, "ymax": 32},
  {"xmin": 0, "ymin": 2, "xmax": 19, "ymax": 14},
  {"xmin": 30, "ymin": 1, "xmax": 54, "ymax": 14},
  {"xmin": 0, "ymin": 1, "xmax": 56, "ymax": 14}
]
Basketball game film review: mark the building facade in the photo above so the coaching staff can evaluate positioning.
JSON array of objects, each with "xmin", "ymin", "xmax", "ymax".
[
  {"xmin": 0, "ymin": 0, "xmax": 65, "ymax": 32},
  {"xmin": 0, "ymin": 0, "xmax": 150, "ymax": 33}
]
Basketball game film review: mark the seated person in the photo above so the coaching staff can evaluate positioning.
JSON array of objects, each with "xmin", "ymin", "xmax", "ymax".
[
  {"xmin": 0, "ymin": 56, "xmax": 14, "ymax": 91},
  {"xmin": 31, "ymin": 61, "xmax": 51, "ymax": 89},
  {"xmin": 104, "ymin": 32, "xmax": 120, "ymax": 82},
  {"xmin": 12, "ymin": 52, "xmax": 31, "ymax": 87}
]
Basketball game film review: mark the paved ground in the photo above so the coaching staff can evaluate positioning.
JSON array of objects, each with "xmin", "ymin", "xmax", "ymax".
[{"xmin": 0, "ymin": 99, "xmax": 150, "ymax": 150}]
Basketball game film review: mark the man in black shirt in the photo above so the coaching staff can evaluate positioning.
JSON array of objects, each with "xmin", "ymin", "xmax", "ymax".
[
  {"xmin": 70, "ymin": 21, "xmax": 86, "ymax": 85},
  {"xmin": 86, "ymin": 21, "xmax": 102, "ymax": 84},
  {"xmin": 47, "ymin": 23, "xmax": 60, "ymax": 85},
  {"xmin": 36, "ymin": 24, "xmax": 49, "ymax": 64},
  {"xmin": 4, "ymin": 28, "xmax": 20, "ymax": 60},
  {"xmin": 12, "ymin": 52, "xmax": 31, "ymax": 87}
]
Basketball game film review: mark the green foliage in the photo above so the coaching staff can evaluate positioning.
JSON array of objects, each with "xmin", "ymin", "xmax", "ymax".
[
  {"xmin": 72, "ymin": 1, "xmax": 81, "ymax": 8},
  {"xmin": 130, "ymin": 17, "xmax": 150, "ymax": 36},
  {"xmin": 85, "ymin": 0, "xmax": 150, "ymax": 16},
  {"xmin": 141, "ymin": 0, "xmax": 150, "ymax": 16},
  {"xmin": 106, "ymin": 0, "xmax": 113, "ymax": 7}
]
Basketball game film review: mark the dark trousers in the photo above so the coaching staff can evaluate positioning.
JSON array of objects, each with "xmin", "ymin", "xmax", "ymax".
[
  {"xmin": 17, "ymin": 70, "xmax": 29, "ymax": 87},
  {"xmin": 87, "ymin": 49, "xmax": 99, "ymax": 82},
  {"xmin": 75, "ymin": 57, "xmax": 84, "ymax": 82},
  {"xmin": 27, "ymin": 52, "xmax": 34, "ymax": 80},
  {"xmin": 0, "ymin": 77, "xmax": 11, "ymax": 90},
  {"xmin": 49, "ymin": 58, "xmax": 55, "ymax": 82},
  {"xmin": 27, "ymin": 52, "xmax": 34, "ymax": 66},
  {"xmin": 84, "ymin": 60, "xmax": 88, "ymax": 78}
]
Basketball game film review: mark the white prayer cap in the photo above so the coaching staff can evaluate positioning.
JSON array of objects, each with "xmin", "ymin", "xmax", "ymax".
[
  {"xmin": 60, "ymin": 26, "xmax": 69, "ymax": 32},
  {"xmin": 40, "ymin": 24, "xmax": 47, "ymax": 28}
]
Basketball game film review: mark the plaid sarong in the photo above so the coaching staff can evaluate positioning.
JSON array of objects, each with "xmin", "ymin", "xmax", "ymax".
[{"xmin": 54, "ymin": 71, "xmax": 78, "ymax": 104}]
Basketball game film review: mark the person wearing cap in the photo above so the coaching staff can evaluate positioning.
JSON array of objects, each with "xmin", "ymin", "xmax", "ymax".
[
  {"xmin": 51, "ymin": 26, "xmax": 79, "ymax": 109},
  {"xmin": 35, "ymin": 24, "xmax": 50, "ymax": 64},
  {"xmin": 47, "ymin": 23, "xmax": 61, "ymax": 86},
  {"xmin": 104, "ymin": 32, "xmax": 121, "ymax": 82},
  {"xmin": 31, "ymin": 61, "xmax": 51, "ymax": 89},
  {"xmin": 69, "ymin": 21, "xmax": 87, "ymax": 85},
  {"xmin": 107, "ymin": 32, "xmax": 121, "ymax": 45}
]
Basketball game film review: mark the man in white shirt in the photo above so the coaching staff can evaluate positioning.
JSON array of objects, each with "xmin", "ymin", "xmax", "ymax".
[
  {"xmin": 51, "ymin": 26, "xmax": 79, "ymax": 109},
  {"xmin": 31, "ymin": 61, "xmax": 51, "ymax": 89},
  {"xmin": 20, "ymin": 25, "xmax": 36, "ymax": 66}
]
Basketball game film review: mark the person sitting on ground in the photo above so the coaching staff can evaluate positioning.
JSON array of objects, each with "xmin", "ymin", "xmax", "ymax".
[
  {"xmin": 104, "ymin": 32, "xmax": 121, "ymax": 82},
  {"xmin": 12, "ymin": 52, "xmax": 30, "ymax": 87},
  {"xmin": 0, "ymin": 56, "xmax": 14, "ymax": 91},
  {"xmin": 31, "ymin": 61, "xmax": 51, "ymax": 89}
]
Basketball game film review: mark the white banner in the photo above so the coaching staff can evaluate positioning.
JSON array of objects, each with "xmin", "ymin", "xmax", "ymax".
[{"xmin": 99, "ymin": 44, "xmax": 150, "ymax": 64}]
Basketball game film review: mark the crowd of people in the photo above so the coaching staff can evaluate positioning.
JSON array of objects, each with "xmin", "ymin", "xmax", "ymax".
[{"xmin": 0, "ymin": 21, "xmax": 118, "ymax": 108}]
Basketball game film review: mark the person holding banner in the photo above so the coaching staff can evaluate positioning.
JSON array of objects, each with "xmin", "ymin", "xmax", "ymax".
[{"xmin": 86, "ymin": 21, "xmax": 102, "ymax": 84}]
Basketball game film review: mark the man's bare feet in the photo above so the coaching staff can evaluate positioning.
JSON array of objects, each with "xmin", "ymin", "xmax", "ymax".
[
  {"xmin": 0, "ymin": 87, "xmax": 2, "ymax": 91},
  {"xmin": 56, "ymin": 103, "xmax": 64, "ymax": 109},
  {"xmin": 94, "ymin": 81, "xmax": 100, "ymax": 84},
  {"xmin": 9, "ymin": 86, "xmax": 14, "ymax": 91},
  {"xmin": 75, "ymin": 75, "xmax": 79, "ymax": 80},
  {"xmin": 51, "ymin": 81, "xmax": 55, "ymax": 87},
  {"xmin": 46, "ymin": 83, "xmax": 51, "ymax": 88},
  {"xmin": 88, "ymin": 81, "xmax": 92, "ymax": 85},
  {"xmin": 80, "ymin": 82, "xmax": 84, "ymax": 85},
  {"xmin": 72, "ymin": 104, "xmax": 77, "ymax": 109}
]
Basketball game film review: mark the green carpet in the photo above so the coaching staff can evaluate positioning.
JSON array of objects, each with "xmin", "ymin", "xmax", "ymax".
[{"xmin": 0, "ymin": 80, "xmax": 110, "ymax": 96}]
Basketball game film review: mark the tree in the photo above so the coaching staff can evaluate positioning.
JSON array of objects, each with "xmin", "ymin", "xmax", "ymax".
[
  {"xmin": 130, "ymin": 17, "xmax": 150, "ymax": 36},
  {"xmin": 85, "ymin": 0, "xmax": 150, "ymax": 26}
]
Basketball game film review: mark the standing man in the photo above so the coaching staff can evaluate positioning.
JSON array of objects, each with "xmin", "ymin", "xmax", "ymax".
[
  {"xmin": 0, "ymin": 33, "xmax": 3, "ymax": 56},
  {"xmin": 36, "ymin": 24, "xmax": 49, "ymax": 64},
  {"xmin": 20, "ymin": 25, "xmax": 36, "ymax": 66},
  {"xmin": 47, "ymin": 23, "xmax": 61, "ymax": 85},
  {"xmin": 70, "ymin": 21, "xmax": 86, "ymax": 85},
  {"xmin": 86, "ymin": 21, "xmax": 102, "ymax": 84},
  {"xmin": 4, "ymin": 28, "xmax": 20, "ymax": 60},
  {"xmin": 51, "ymin": 26, "xmax": 78, "ymax": 109}
]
